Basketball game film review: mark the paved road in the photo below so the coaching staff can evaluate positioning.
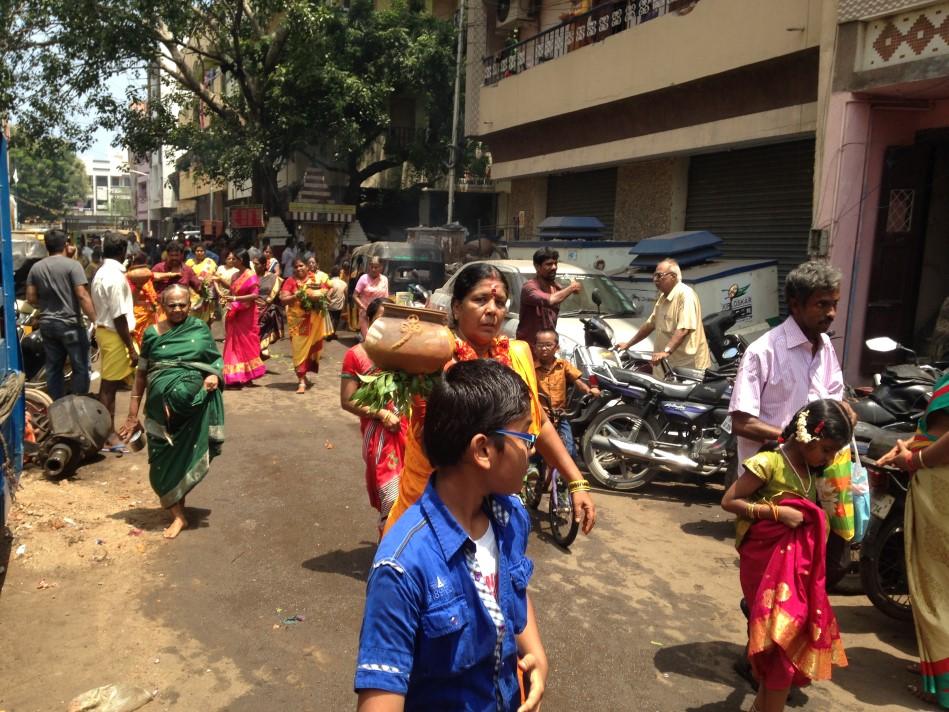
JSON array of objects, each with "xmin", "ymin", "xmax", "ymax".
[{"xmin": 1, "ymin": 334, "xmax": 922, "ymax": 710}]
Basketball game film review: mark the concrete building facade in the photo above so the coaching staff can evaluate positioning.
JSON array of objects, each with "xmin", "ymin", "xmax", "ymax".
[{"xmin": 467, "ymin": 0, "xmax": 949, "ymax": 380}]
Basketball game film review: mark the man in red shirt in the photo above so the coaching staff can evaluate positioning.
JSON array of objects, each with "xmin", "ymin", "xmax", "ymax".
[
  {"xmin": 515, "ymin": 247, "xmax": 581, "ymax": 347},
  {"xmin": 152, "ymin": 241, "xmax": 201, "ymax": 295}
]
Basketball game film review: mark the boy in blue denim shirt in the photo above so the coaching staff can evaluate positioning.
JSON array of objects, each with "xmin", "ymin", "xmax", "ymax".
[{"xmin": 355, "ymin": 360, "xmax": 548, "ymax": 712}]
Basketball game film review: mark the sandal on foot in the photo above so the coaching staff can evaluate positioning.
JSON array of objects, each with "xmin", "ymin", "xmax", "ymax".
[
  {"xmin": 100, "ymin": 444, "xmax": 129, "ymax": 454},
  {"xmin": 907, "ymin": 662, "xmax": 921, "ymax": 675},
  {"xmin": 908, "ymin": 683, "xmax": 938, "ymax": 707}
]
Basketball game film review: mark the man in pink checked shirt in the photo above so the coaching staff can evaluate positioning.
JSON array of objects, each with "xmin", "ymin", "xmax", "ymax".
[{"xmin": 729, "ymin": 261, "xmax": 856, "ymax": 465}]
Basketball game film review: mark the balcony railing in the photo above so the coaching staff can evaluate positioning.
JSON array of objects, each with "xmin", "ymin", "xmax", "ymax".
[{"xmin": 483, "ymin": 0, "xmax": 695, "ymax": 86}]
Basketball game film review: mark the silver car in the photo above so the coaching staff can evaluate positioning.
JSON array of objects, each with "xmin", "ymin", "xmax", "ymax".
[{"xmin": 429, "ymin": 260, "xmax": 653, "ymax": 353}]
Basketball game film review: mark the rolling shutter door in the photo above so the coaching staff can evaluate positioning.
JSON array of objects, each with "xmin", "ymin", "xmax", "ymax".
[
  {"xmin": 546, "ymin": 168, "xmax": 617, "ymax": 240},
  {"xmin": 685, "ymin": 139, "xmax": 815, "ymax": 313}
]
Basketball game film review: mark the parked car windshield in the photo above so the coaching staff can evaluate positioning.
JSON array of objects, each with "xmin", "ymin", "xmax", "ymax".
[{"xmin": 556, "ymin": 273, "xmax": 641, "ymax": 317}]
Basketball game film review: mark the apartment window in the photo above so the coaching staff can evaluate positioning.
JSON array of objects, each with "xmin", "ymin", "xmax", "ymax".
[{"xmin": 95, "ymin": 175, "xmax": 108, "ymax": 187}]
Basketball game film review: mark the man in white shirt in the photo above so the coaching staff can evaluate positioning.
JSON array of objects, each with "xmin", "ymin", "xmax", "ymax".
[
  {"xmin": 91, "ymin": 233, "xmax": 138, "ymax": 449},
  {"xmin": 618, "ymin": 258, "xmax": 711, "ymax": 375}
]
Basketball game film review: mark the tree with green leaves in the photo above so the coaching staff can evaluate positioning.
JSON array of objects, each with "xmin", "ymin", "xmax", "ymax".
[
  {"xmin": 2, "ymin": 0, "xmax": 457, "ymax": 220},
  {"xmin": 8, "ymin": 130, "xmax": 89, "ymax": 221}
]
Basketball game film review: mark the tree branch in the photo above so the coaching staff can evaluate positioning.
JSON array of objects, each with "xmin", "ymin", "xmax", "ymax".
[{"xmin": 356, "ymin": 157, "xmax": 402, "ymax": 182}]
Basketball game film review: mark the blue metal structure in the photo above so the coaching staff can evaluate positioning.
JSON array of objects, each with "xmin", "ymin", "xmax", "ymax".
[{"xmin": 0, "ymin": 132, "xmax": 25, "ymax": 526}]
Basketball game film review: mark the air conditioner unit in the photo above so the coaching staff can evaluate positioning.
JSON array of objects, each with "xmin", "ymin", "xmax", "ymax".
[{"xmin": 495, "ymin": 0, "xmax": 532, "ymax": 32}]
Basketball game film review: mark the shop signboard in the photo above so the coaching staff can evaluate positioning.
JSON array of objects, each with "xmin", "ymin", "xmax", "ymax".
[{"xmin": 229, "ymin": 205, "xmax": 265, "ymax": 229}]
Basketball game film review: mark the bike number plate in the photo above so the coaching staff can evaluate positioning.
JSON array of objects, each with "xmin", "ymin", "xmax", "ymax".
[
  {"xmin": 720, "ymin": 416, "xmax": 732, "ymax": 434},
  {"xmin": 871, "ymin": 493, "xmax": 895, "ymax": 520}
]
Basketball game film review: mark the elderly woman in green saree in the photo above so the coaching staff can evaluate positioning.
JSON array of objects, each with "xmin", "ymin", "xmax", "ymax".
[{"xmin": 120, "ymin": 284, "xmax": 225, "ymax": 539}]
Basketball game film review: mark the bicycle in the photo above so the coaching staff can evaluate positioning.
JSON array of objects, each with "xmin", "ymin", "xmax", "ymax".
[{"xmin": 520, "ymin": 399, "xmax": 581, "ymax": 547}]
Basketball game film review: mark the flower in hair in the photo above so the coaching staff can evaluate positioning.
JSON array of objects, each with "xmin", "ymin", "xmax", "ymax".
[
  {"xmin": 814, "ymin": 420, "xmax": 825, "ymax": 435},
  {"xmin": 795, "ymin": 409, "xmax": 813, "ymax": 443}
]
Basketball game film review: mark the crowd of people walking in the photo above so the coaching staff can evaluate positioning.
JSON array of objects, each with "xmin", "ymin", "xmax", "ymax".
[{"xmin": 22, "ymin": 228, "xmax": 947, "ymax": 711}]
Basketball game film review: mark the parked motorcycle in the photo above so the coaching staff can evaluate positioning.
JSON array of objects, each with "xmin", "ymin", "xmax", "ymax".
[
  {"xmin": 576, "ymin": 304, "xmax": 746, "ymax": 491},
  {"xmin": 858, "ymin": 427, "xmax": 913, "ymax": 621},
  {"xmin": 851, "ymin": 336, "xmax": 944, "ymax": 433},
  {"xmin": 579, "ymin": 359, "xmax": 737, "ymax": 490}
]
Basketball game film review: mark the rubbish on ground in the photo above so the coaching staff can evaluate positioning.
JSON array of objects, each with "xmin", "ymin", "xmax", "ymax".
[
  {"xmin": 15, "ymin": 544, "xmax": 26, "ymax": 557},
  {"xmin": 128, "ymin": 528, "xmax": 143, "ymax": 537},
  {"xmin": 92, "ymin": 548, "xmax": 108, "ymax": 562},
  {"xmin": 96, "ymin": 539, "xmax": 105, "ymax": 545},
  {"xmin": 64, "ymin": 517, "xmax": 77, "ymax": 526},
  {"xmin": 272, "ymin": 623, "xmax": 281, "ymax": 630},
  {"xmin": 36, "ymin": 579, "xmax": 55, "ymax": 590},
  {"xmin": 282, "ymin": 614, "xmax": 305, "ymax": 625},
  {"xmin": 650, "ymin": 641, "xmax": 663, "ymax": 647},
  {"xmin": 324, "ymin": 440, "xmax": 334, "ymax": 449},
  {"xmin": 67, "ymin": 683, "xmax": 154, "ymax": 712}
]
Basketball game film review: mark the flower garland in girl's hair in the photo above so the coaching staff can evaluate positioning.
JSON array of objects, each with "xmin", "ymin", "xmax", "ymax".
[{"xmin": 453, "ymin": 335, "xmax": 512, "ymax": 367}]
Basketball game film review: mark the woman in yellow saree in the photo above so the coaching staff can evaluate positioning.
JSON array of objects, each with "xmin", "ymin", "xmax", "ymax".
[
  {"xmin": 881, "ymin": 372, "xmax": 949, "ymax": 709},
  {"xmin": 185, "ymin": 244, "xmax": 218, "ymax": 323},
  {"xmin": 279, "ymin": 258, "xmax": 330, "ymax": 394}
]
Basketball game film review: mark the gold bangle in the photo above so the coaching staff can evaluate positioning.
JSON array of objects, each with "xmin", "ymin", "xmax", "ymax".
[
  {"xmin": 567, "ymin": 479, "xmax": 591, "ymax": 493},
  {"xmin": 769, "ymin": 502, "xmax": 780, "ymax": 521},
  {"xmin": 746, "ymin": 502, "xmax": 756, "ymax": 520},
  {"xmin": 917, "ymin": 449, "xmax": 928, "ymax": 470}
]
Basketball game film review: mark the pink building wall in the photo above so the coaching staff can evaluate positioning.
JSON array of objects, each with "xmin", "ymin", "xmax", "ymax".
[{"xmin": 817, "ymin": 93, "xmax": 949, "ymax": 383}]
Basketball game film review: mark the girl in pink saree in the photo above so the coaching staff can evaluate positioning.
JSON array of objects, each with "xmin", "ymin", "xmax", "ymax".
[
  {"xmin": 222, "ymin": 248, "xmax": 266, "ymax": 386},
  {"xmin": 722, "ymin": 400, "xmax": 853, "ymax": 712}
]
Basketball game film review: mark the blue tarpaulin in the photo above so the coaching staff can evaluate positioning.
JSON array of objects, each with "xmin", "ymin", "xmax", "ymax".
[{"xmin": 0, "ymin": 133, "xmax": 25, "ymax": 526}]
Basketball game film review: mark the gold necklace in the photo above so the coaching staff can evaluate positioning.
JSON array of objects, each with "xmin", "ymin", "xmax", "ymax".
[{"xmin": 779, "ymin": 445, "xmax": 812, "ymax": 496}]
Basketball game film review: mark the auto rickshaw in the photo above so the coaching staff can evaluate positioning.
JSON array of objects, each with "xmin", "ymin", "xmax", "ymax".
[{"xmin": 350, "ymin": 242, "xmax": 446, "ymax": 298}]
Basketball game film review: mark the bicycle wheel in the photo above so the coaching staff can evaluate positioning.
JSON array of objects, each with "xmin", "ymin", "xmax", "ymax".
[
  {"xmin": 548, "ymin": 472, "xmax": 579, "ymax": 547},
  {"xmin": 520, "ymin": 463, "xmax": 544, "ymax": 510}
]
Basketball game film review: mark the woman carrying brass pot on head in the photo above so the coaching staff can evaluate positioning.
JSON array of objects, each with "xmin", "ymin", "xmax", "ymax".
[
  {"xmin": 382, "ymin": 262, "xmax": 597, "ymax": 536},
  {"xmin": 280, "ymin": 257, "xmax": 330, "ymax": 394}
]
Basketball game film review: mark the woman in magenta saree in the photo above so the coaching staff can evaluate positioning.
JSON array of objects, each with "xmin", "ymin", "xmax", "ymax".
[
  {"xmin": 722, "ymin": 400, "xmax": 852, "ymax": 712},
  {"xmin": 222, "ymin": 249, "xmax": 266, "ymax": 386}
]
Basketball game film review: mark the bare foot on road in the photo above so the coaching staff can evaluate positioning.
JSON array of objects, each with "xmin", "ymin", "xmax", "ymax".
[{"xmin": 163, "ymin": 518, "xmax": 188, "ymax": 539}]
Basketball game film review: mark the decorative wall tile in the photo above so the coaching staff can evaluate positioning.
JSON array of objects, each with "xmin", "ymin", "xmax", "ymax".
[{"xmin": 860, "ymin": 2, "xmax": 949, "ymax": 69}]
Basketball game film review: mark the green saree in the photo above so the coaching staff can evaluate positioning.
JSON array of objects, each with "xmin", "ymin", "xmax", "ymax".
[{"xmin": 140, "ymin": 316, "xmax": 225, "ymax": 507}]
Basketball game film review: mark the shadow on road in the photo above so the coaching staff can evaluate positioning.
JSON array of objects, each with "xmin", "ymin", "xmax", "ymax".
[
  {"xmin": 654, "ymin": 640, "xmax": 812, "ymax": 711},
  {"xmin": 302, "ymin": 541, "xmax": 376, "ymax": 581},
  {"xmin": 0, "ymin": 531, "xmax": 10, "ymax": 595},
  {"xmin": 680, "ymin": 518, "xmax": 735, "ymax": 542},
  {"xmin": 589, "ymin": 478, "xmax": 723, "ymax": 508},
  {"xmin": 109, "ymin": 506, "xmax": 212, "ymax": 532},
  {"xmin": 266, "ymin": 381, "xmax": 305, "ymax": 392},
  {"xmin": 833, "ymin": 603, "xmax": 918, "ymax": 657},
  {"xmin": 831, "ymin": 646, "xmax": 917, "ymax": 707}
]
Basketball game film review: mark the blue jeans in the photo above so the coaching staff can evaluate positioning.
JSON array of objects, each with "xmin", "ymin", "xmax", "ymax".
[
  {"xmin": 39, "ymin": 320, "xmax": 90, "ymax": 400},
  {"xmin": 556, "ymin": 417, "xmax": 577, "ymax": 459}
]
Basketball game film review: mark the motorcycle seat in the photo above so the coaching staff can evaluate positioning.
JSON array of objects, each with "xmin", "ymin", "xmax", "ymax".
[
  {"xmin": 882, "ymin": 364, "xmax": 936, "ymax": 386},
  {"xmin": 658, "ymin": 381, "xmax": 696, "ymax": 399},
  {"xmin": 609, "ymin": 367, "xmax": 694, "ymax": 399},
  {"xmin": 688, "ymin": 378, "xmax": 730, "ymax": 404},
  {"xmin": 671, "ymin": 366, "xmax": 707, "ymax": 382}
]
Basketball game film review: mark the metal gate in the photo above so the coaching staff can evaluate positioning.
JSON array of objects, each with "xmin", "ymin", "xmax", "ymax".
[
  {"xmin": 685, "ymin": 139, "xmax": 815, "ymax": 313},
  {"xmin": 546, "ymin": 168, "xmax": 618, "ymax": 240}
]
